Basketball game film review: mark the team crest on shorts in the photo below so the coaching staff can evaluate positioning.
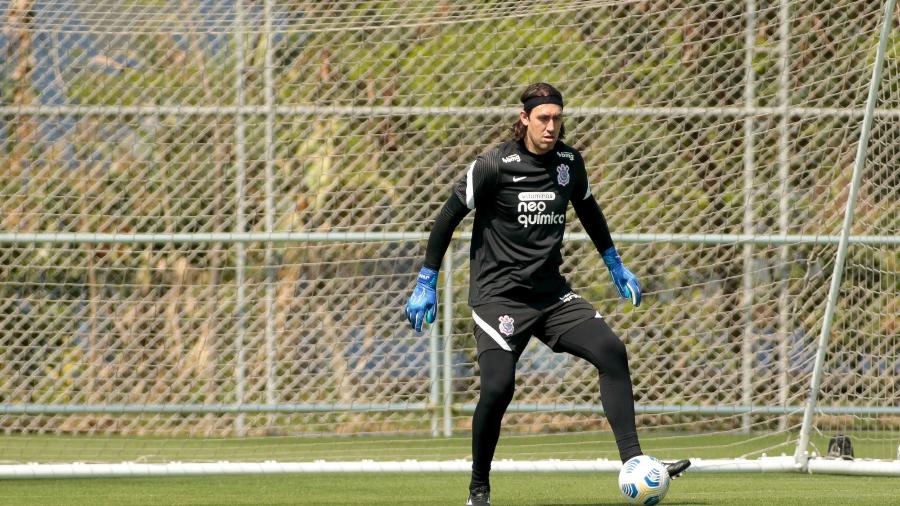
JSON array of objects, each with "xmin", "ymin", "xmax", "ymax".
[
  {"xmin": 556, "ymin": 164, "xmax": 570, "ymax": 186},
  {"xmin": 498, "ymin": 315, "xmax": 515, "ymax": 336}
]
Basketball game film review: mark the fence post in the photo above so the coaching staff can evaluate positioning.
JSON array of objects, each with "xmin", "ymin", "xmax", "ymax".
[
  {"xmin": 740, "ymin": 0, "xmax": 758, "ymax": 434},
  {"xmin": 233, "ymin": 0, "xmax": 248, "ymax": 437},
  {"xmin": 442, "ymin": 247, "xmax": 455, "ymax": 436},
  {"xmin": 428, "ymin": 323, "xmax": 441, "ymax": 436},
  {"xmin": 263, "ymin": 0, "xmax": 278, "ymax": 430},
  {"xmin": 775, "ymin": 0, "xmax": 793, "ymax": 432}
]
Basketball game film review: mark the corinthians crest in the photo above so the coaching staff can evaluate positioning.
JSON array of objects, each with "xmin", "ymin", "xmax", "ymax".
[
  {"xmin": 556, "ymin": 164, "xmax": 570, "ymax": 186},
  {"xmin": 498, "ymin": 315, "xmax": 515, "ymax": 336}
]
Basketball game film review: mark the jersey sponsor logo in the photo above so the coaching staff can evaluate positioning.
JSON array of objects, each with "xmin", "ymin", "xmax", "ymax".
[
  {"xmin": 501, "ymin": 154, "xmax": 522, "ymax": 163},
  {"xmin": 517, "ymin": 213, "xmax": 565, "ymax": 227},
  {"xmin": 557, "ymin": 164, "xmax": 570, "ymax": 186},
  {"xmin": 557, "ymin": 151, "xmax": 575, "ymax": 161},
  {"xmin": 513, "ymin": 176, "xmax": 527, "ymax": 182},
  {"xmin": 559, "ymin": 291, "xmax": 582, "ymax": 303},
  {"xmin": 498, "ymin": 315, "xmax": 515, "ymax": 336},
  {"xmin": 517, "ymin": 192, "xmax": 563, "ymax": 227},
  {"xmin": 518, "ymin": 192, "xmax": 555, "ymax": 201}
]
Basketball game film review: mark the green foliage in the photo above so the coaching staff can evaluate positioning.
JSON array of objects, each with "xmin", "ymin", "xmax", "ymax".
[{"xmin": 2, "ymin": 4, "xmax": 895, "ymax": 439}]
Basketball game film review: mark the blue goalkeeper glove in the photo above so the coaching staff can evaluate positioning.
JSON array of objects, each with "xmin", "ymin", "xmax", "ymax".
[
  {"xmin": 405, "ymin": 267, "xmax": 438, "ymax": 332},
  {"xmin": 602, "ymin": 246, "xmax": 642, "ymax": 307}
]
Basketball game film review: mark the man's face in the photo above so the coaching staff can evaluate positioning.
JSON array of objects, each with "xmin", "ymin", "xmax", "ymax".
[{"xmin": 521, "ymin": 103, "xmax": 562, "ymax": 154}]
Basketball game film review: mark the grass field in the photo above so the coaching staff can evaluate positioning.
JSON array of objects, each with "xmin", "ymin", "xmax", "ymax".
[
  {"xmin": 2, "ymin": 432, "xmax": 899, "ymax": 505},
  {"xmin": 2, "ymin": 472, "xmax": 899, "ymax": 505},
  {"xmin": 4, "ymin": 431, "xmax": 896, "ymax": 463}
]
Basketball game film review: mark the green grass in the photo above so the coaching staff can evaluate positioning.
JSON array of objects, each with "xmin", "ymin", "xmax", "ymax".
[
  {"xmin": 1, "ymin": 472, "xmax": 899, "ymax": 505},
  {"xmin": 2, "ymin": 432, "xmax": 898, "ymax": 504},
  {"xmin": 5, "ymin": 431, "xmax": 893, "ymax": 464}
]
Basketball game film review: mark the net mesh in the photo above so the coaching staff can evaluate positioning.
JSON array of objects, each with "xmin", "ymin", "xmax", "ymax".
[
  {"xmin": 813, "ymin": 21, "xmax": 899, "ymax": 461},
  {"xmin": 0, "ymin": 0, "xmax": 897, "ymax": 466}
]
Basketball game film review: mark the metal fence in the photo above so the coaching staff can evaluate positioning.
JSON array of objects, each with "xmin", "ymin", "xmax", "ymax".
[{"xmin": 1, "ymin": 0, "xmax": 897, "ymax": 465}]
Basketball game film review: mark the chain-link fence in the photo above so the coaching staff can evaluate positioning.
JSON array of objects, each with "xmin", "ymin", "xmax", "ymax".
[{"xmin": 1, "ymin": 1, "xmax": 897, "ymax": 466}]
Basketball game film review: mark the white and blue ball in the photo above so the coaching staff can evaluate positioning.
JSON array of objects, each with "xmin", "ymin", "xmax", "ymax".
[{"xmin": 617, "ymin": 455, "xmax": 670, "ymax": 505}]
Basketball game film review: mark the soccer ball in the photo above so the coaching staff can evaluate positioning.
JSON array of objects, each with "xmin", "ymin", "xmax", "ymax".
[{"xmin": 618, "ymin": 455, "xmax": 670, "ymax": 505}]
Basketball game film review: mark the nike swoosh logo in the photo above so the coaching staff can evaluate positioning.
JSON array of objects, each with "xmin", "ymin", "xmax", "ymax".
[{"xmin": 513, "ymin": 176, "xmax": 526, "ymax": 182}]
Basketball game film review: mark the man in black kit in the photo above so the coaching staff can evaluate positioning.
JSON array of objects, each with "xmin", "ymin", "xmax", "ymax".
[{"xmin": 405, "ymin": 83, "xmax": 689, "ymax": 506}]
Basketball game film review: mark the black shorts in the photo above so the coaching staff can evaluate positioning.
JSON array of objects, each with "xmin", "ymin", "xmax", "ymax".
[{"xmin": 471, "ymin": 290, "xmax": 601, "ymax": 360}]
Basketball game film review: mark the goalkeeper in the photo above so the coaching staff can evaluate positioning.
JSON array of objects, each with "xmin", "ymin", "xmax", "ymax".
[{"xmin": 405, "ymin": 83, "xmax": 689, "ymax": 506}]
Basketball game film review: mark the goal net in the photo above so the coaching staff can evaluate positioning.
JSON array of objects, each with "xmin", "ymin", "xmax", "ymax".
[{"xmin": 0, "ymin": 0, "xmax": 897, "ymax": 477}]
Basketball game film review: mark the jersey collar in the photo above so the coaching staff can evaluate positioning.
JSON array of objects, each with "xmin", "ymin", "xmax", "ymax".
[{"xmin": 516, "ymin": 139, "xmax": 558, "ymax": 164}]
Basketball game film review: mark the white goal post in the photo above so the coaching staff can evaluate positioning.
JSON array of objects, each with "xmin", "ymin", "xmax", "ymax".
[{"xmin": 0, "ymin": 0, "xmax": 897, "ymax": 478}]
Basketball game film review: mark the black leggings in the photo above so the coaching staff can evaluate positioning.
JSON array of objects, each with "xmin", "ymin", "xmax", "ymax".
[{"xmin": 470, "ymin": 317, "xmax": 642, "ymax": 488}]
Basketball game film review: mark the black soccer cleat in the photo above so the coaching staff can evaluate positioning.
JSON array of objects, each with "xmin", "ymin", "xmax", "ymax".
[
  {"xmin": 466, "ymin": 484, "xmax": 491, "ymax": 505},
  {"xmin": 664, "ymin": 459, "xmax": 691, "ymax": 479}
]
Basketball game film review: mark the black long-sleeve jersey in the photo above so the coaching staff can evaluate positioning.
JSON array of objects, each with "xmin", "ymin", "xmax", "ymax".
[{"xmin": 423, "ymin": 139, "xmax": 615, "ymax": 307}]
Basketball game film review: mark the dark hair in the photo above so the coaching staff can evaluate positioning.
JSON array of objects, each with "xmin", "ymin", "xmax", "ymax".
[{"xmin": 512, "ymin": 82, "xmax": 566, "ymax": 141}]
